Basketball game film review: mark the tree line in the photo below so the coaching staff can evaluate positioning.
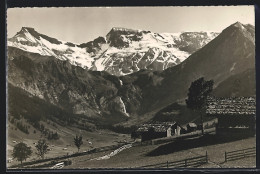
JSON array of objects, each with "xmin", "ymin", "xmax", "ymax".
[{"xmin": 12, "ymin": 135, "xmax": 83, "ymax": 164}]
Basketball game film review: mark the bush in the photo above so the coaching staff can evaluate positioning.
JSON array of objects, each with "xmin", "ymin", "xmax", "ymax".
[
  {"xmin": 51, "ymin": 160, "xmax": 58, "ymax": 165},
  {"xmin": 64, "ymin": 160, "xmax": 72, "ymax": 166},
  {"xmin": 47, "ymin": 131, "xmax": 60, "ymax": 140},
  {"xmin": 10, "ymin": 117, "xmax": 15, "ymax": 124},
  {"xmin": 16, "ymin": 121, "xmax": 29, "ymax": 134},
  {"xmin": 52, "ymin": 123, "xmax": 57, "ymax": 128}
]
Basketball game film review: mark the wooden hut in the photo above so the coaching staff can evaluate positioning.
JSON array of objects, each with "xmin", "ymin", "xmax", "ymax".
[
  {"xmin": 206, "ymin": 96, "xmax": 256, "ymax": 137},
  {"xmin": 186, "ymin": 123, "xmax": 197, "ymax": 132},
  {"xmin": 133, "ymin": 122, "xmax": 185, "ymax": 142}
]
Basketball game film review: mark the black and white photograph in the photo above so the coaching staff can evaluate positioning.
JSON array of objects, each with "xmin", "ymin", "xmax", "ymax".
[{"xmin": 6, "ymin": 6, "xmax": 256, "ymax": 169}]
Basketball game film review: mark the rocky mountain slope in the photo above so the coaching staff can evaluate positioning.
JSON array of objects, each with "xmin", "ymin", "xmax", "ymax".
[
  {"xmin": 8, "ymin": 27, "xmax": 218, "ymax": 76},
  {"xmin": 117, "ymin": 22, "xmax": 255, "ymax": 127},
  {"xmin": 7, "ymin": 22, "xmax": 255, "ymax": 127},
  {"xmin": 129, "ymin": 22, "xmax": 255, "ymax": 114},
  {"xmin": 8, "ymin": 47, "xmax": 131, "ymax": 119}
]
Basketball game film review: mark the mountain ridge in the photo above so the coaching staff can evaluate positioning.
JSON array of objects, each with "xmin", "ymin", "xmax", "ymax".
[{"xmin": 8, "ymin": 26, "xmax": 219, "ymax": 76}]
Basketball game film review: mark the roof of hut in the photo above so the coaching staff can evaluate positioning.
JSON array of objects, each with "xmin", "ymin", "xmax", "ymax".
[
  {"xmin": 136, "ymin": 122, "xmax": 176, "ymax": 133},
  {"xmin": 206, "ymin": 96, "xmax": 256, "ymax": 115},
  {"xmin": 187, "ymin": 123, "xmax": 197, "ymax": 127}
]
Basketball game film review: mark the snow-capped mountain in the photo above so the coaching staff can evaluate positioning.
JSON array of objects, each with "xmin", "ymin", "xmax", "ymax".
[
  {"xmin": 8, "ymin": 27, "xmax": 93, "ymax": 68},
  {"xmin": 8, "ymin": 27, "xmax": 219, "ymax": 76}
]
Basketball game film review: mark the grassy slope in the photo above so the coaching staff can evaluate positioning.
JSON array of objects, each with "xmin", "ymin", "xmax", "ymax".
[
  {"xmin": 64, "ymin": 136, "xmax": 255, "ymax": 169},
  {"xmin": 7, "ymin": 119, "xmax": 131, "ymax": 167}
]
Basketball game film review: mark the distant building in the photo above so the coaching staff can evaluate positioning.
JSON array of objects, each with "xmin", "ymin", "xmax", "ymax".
[
  {"xmin": 132, "ymin": 122, "xmax": 186, "ymax": 142},
  {"xmin": 206, "ymin": 96, "xmax": 256, "ymax": 136},
  {"xmin": 186, "ymin": 123, "xmax": 197, "ymax": 132}
]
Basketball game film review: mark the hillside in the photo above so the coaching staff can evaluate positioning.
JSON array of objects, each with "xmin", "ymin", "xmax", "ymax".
[
  {"xmin": 133, "ymin": 22, "xmax": 255, "ymax": 114},
  {"xmin": 8, "ymin": 47, "xmax": 131, "ymax": 119},
  {"xmin": 212, "ymin": 68, "xmax": 256, "ymax": 97},
  {"xmin": 116, "ymin": 22, "xmax": 255, "ymax": 126}
]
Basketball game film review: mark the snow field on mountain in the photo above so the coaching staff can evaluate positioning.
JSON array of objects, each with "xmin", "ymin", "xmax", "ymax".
[{"xmin": 8, "ymin": 27, "xmax": 219, "ymax": 76}]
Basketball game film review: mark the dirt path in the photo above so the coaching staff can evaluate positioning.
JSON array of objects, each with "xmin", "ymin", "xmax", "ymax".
[{"xmin": 91, "ymin": 144, "xmax": 132, "ymax": 161}]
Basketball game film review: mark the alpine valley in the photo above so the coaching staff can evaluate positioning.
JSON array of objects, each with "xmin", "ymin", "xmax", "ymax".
[{"xmin": 7, "ymin": 21, "xmax": 255, "ymax": 135}]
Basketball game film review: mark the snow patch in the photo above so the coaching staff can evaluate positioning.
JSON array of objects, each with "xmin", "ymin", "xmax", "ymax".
[
  {"xmin": 230, "ymin": 63, "xmax": 236, "ymax": 72},
  {"xmin": 92, "ymin": 144, "xmax": 132, "ymax": 160},
  {"xmin": 23, "ymin": 29, "xmax": 38, "ymax": 43},
  {"xmin": 119, "ymin": 79, "xmax": 123, "ymax": 86}
]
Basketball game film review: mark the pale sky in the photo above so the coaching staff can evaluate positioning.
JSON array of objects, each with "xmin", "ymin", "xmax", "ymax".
[{"xmin": 7, "ymin": 6, "xmax": 255, "ymax": 44}]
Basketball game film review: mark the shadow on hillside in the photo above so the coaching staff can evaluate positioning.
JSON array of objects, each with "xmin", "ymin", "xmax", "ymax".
[{"xmin": 146, "ymin": 134, "xmax": 253, "ymax": 156}]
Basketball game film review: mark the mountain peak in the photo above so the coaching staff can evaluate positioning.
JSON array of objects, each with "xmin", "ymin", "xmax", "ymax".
[
  {"xmin": 222, "ymin": 21, "xmax": 255, "ymax": 39},
  {"xmin": 107, "ymin": 27, "xmax": 142, "ymax": 37},
  {"xmin": 21, "ymin": 27, "xmax": 35, "ymax": 31},
  {"xmin": 229, "ymin": 21, "xmax": 254, "ymax": 32},
  {"xmin": 231, "ymin": 21, "xmax": 248, "ymax": 31},
  {"xmin": 11, "ymin": 27, "xmax": 63, "ymax": 45},
  {"xmin": 233, "ymin": 21, "xmax": 243, "ymax": 27},
  {"xmin": 18, "ymin": 27, "xmax": 37, "ymax": 34},
  {"xmin": 111, "ymin": 27, "xmax": 139, "ymax": 33},
  {"xmin": 14, "ymin": 27, "xmax": 40, "ymax": 39}
]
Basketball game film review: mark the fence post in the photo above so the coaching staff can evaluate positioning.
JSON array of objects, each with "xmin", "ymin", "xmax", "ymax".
[
  {"xmin": 243, "ymin": 150, "xmax": 245, "ymax": 158},
  {"xmin": 185, "ymin": 159, "xmax": 187, "ymax": 167},
  {"xmin": 225, "ymin": 151, "xmax": 227, "ymax": 162},
  {"xmin": 206, "ymin": 151, "xmax": 208, "ymax": 163},
  {"xmin": 167, "ymin": 161, "xmax": 168, "ymax": 168}
]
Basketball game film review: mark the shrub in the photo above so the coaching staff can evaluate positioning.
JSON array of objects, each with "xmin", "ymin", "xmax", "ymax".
[{"xmin": 64, "ymin": 160, "xmax": 72, "ymax": 166}]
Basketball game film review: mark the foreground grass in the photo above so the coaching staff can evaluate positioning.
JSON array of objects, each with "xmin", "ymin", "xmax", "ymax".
[{"xmin": 64, "ymin": 135, "xmax": 255, "ymax": 169}]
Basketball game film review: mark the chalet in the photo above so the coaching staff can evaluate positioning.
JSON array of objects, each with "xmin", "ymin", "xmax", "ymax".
[
  {"xmin": 206, "ymin": 96, "xmax": 256, "ymax": 136},
  {"xmin": 186, "ymin": 123, "xmax": 197, "ymax": 132},
  {"xmin": 132, "ymin": 122, "xmax": 186, "ymax": 142}
]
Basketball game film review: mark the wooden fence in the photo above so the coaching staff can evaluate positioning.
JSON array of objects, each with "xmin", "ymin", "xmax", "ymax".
[
  {"xmin": 225, "ymin": 147, "xmax": 256, "ymax": 162},
  {"xmin": 140, "ymin": 151, "xmax": 208, "ymax": 168}
]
